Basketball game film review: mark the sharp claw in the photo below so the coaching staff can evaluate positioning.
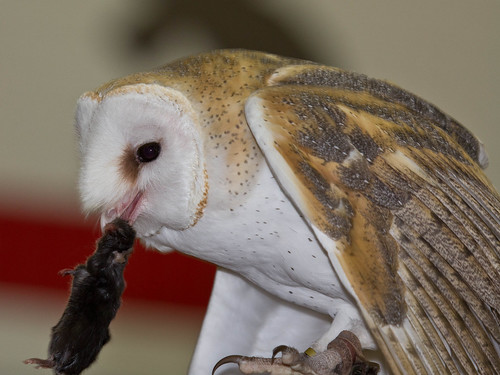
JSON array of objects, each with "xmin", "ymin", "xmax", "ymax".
[
  {"xmin": 272, "ymin": 345, "xmax": 301, "ymax": 366},
  {"xmin": 366, "ymin": 361, "xmax": 381, "ymax": 375},
  {"xmin": 212, "ymin": 354, "xmax": 244, "ymax": 375},
  {"xmin": 350, "ymin": 361, "xmax": 380, "ymax": 375},
  {"xmin": 272, "ymin": 345, "xmax": 290, "ymax": 361}
]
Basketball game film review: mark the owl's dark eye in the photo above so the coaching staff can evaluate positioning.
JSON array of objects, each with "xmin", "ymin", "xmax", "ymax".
[{"xmin": 136, "ymin": 142, "xmax": 161, "ymax": 163}]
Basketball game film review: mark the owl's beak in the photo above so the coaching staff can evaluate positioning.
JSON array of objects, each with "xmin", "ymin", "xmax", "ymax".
[{"xmin": 101, "ymin": 191, "xmax": 143, "ymax": 231}]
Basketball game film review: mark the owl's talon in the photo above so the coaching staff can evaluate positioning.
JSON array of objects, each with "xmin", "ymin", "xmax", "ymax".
[
  {"xmin": 349, "ymin": 361, "xmax": 380, "ymax": 375},
  {"xmin": 213, "ymin": 330, "xmax": 379, "ymax": 375},
  {"xmin": 213, "ymin": 354, "xmax": 277, "ymax": 374},
  {"xmin": 272, "ymin": 345, "xmax": 287, "ymax": 360},
  {"xmin": 272, "ymin": 345, "xmax": 301, "ymax": 365},
  {"xmin": 212, "ymin": 355, "xmax": 244, "ymax": 375}
]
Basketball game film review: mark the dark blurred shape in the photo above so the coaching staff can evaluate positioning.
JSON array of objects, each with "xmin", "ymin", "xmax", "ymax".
[
  {"xmin": 131, "ymin": 0, "xmax": 311, "ymax": 60},
  {"xmin": 24, "ymin": 219, "xmax": 136, "ymax": 375}
]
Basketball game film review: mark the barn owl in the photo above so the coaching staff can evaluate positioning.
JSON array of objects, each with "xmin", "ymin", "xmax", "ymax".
[{"xmin": 76, "ymin": 49, "xmax": 500, "ymax": 374}]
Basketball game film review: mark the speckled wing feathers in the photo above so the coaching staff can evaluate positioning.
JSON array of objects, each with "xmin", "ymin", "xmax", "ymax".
[
  {"xmin": 267, "ymin": 65, "xmax": 488, "ymax": 168},
  {"xmin": 245, "ymin": 65, "xmax": 500, "ymax": 374}
]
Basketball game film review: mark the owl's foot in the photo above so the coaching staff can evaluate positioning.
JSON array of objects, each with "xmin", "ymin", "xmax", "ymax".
[{"xmin": 212, "ymin": 330, "xmax": 380, "ymax": 375}]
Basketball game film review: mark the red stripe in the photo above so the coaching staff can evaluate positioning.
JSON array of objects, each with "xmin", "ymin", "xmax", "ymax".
[{"xmin": 0, "ymin": 213, "xmax": 215, "ymax": 307}]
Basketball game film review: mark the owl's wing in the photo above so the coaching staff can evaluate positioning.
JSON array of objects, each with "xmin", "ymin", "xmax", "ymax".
[
  {"xmin": 189, "ymin": 268, "xmax": 330, "ymax": 375},
  {"xmin": 244, "ymin": 64, "xmax": 500, "ymax": 374}
]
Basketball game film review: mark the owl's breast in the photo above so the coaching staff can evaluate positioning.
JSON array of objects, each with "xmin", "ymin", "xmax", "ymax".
[{"xmin": 147, "ymin": 161, "xmax": 355, "ymax": 316}]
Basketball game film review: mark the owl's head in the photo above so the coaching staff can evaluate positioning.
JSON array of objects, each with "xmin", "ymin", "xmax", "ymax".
[{"xmin": 75, "ymin": 83, "xmax": 208, "ymax": 238}]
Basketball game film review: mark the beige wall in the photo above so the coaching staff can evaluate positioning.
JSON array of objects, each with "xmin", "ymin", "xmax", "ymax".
[{"xmin": 1, "ymin": 1, "xmax": 499, "ymax": 218}]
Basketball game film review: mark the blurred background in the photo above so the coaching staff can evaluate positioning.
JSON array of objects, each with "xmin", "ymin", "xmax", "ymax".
[{"xmin": 1, "ymin": 1, "xmax": 499, "ymax": 374}]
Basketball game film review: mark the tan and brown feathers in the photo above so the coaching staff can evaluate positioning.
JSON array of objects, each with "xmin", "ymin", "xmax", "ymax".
[
  {"xmin": 244, "ymin": 60, "xmax": 500, "ymax": 374},
  {"xmin": 87, "ymin": 50, "xmax": 499, "ymax": 373}
]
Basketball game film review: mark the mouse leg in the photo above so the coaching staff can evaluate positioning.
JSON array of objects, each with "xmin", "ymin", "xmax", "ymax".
[{"xmin": 23, "ymin": 358, "xmax": 55, "ymax": 370}]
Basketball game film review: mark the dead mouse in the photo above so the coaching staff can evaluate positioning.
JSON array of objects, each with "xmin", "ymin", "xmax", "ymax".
[{"xmin": 25, "ymin": 218, "xmax": 136, "ymax": 375}]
